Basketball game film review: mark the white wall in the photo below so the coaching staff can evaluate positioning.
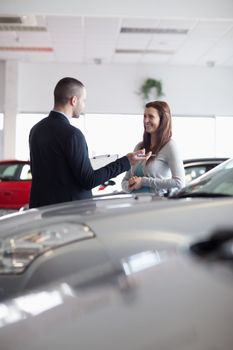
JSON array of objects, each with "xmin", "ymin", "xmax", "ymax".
[
  {"xmin": 19, "ymin": 62, "xmax": 233, "ymax": 115},
  {"xmin": 0, "ymin": 61, "xmax": 4, "ymax": 112}
]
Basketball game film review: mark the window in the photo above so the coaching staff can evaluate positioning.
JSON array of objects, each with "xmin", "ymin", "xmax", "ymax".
[
  {"xmin": 0, "ymin": 113, "xmax": 3, "ymax": 130},
  {"xmin": 0, "ymin": 163, "xmax": 18, "ymax": 180},
  {"xmin": 84, "ymin": 114, "xmax": 142, "ymax": 157},
  {"xmin": 215, "ymin": 117, "xmax": 233, "ymax": 158},
  {"xmin": 172, "ymin": 116, "xmax": 216, "ymax": 159},
  {"xmin": 15, "ymin": 113, "xmax": 233, "ymax": 161},
  {"xmin": 16, "ymin": 114, "xmax": 46, "ymax": 160}
]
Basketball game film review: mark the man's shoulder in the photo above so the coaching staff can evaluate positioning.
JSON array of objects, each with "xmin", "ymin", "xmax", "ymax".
[{"xmin": 30, "ymin": 115, "xmax": 49, "ymax": 131}]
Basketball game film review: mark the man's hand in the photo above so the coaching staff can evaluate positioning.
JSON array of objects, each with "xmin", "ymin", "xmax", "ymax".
[{"xmin": 127, "ymin": 149, "xmax": 152, "ymax": 166}]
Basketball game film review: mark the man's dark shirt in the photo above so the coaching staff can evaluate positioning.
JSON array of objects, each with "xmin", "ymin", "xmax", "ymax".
[{"xmin": 29, "ymin": 111, "xmax": 130, "ymax": 208}]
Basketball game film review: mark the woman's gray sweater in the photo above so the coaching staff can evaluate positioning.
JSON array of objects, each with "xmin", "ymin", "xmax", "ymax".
[{"xmin": 121, "ymin": 139, "xmax": 185, "ymax": 195}]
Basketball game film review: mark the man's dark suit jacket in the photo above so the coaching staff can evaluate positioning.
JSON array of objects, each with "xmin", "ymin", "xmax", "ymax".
[{"xmin": 29, "ymin": 111, "xmax": 130, "ymax": 208}]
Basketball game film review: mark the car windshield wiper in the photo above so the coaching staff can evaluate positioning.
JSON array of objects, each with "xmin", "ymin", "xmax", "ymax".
[{"xmin": 171, "ymin": 191, "xmax": 232, "ymax": 199}]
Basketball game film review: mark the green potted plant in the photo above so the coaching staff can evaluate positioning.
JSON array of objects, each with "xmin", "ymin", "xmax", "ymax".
[{"xmin": 138, "ymin": 78, "xmax": 164, "ymax": 102}]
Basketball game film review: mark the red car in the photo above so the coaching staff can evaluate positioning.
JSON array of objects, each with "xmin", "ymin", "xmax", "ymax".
[{"xmin": 0, "ymin": 160, "xmax": 31, "ymax": 209}]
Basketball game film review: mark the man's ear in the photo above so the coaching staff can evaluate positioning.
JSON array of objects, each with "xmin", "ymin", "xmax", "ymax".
[{"xmin": 70, "ymin": 96, "xmax": 77, "ymax": 106}]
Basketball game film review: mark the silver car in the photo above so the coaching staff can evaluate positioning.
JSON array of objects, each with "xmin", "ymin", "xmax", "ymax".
[
  {"xmin": 0, "ymin": 167, "xmax": 233, "ymax": 350},
  {"xmin": 173, "ymin": 156, "xmax": 233, "ymax": 198}
]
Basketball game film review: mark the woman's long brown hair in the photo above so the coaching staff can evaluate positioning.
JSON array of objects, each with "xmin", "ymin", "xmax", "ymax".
[{"xmin": 139, "ymin": 101, "xmax": 172, "ymax": 162}]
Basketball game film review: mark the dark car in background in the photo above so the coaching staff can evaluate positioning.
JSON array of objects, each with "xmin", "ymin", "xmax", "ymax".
[
  {"xmin": 0, "ymin": 188, "xmax": 232, "ymax": 349},
  {"xmin": 183, "ymin": 157, "xmax": 228, "ymax": 183}
]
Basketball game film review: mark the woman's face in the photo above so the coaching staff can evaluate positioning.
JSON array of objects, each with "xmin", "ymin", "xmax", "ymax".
[{"xmin": 143, "ymin": 107, "xmax": 160, "ymax": 134}]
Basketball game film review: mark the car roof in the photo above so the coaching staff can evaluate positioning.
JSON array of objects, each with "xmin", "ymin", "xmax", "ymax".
[
  {"xmin": 0, "ymin": 159, "xmax": 30, "ymax": 164},
  {"xmin": 183, "ymin": 157, "xmax": 228, "ymax": 165}
]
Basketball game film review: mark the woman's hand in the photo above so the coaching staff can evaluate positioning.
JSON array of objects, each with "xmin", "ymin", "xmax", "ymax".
[{"xmin": 128, "ymin": 176, "xmax": 142, "ymax": 190}]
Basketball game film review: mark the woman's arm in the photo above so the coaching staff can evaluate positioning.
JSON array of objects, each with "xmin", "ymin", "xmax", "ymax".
[
  {"xmin": 121, "ymin": 169, "xmax": 133, "ymax": 193},
  {"xmin": 141, "ymin": 140, "xmax": 185, "ymax": 193},
  {"xmin": 121, "ymin": 142, "xmax": 143, "ymax": 193}
]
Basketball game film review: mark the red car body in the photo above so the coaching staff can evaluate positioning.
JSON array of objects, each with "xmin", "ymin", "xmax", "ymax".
[{"xmin": 0, "ymin": 160, "xmax": 31, "ymax": 209}]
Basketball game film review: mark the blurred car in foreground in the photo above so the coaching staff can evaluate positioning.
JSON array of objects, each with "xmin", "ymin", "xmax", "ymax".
[
  {"xmin": 0, "ymin": 189, "xmax": 233, "ymax": 349},
  {"xmin": 0, "ymin": 160, "xmax": 31, "ymax": 209}
]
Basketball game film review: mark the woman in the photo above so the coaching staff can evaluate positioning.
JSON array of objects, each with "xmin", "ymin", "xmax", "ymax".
[{"xmin": 121, "ymin": 101, "xmax": 185, "ymax": 196}]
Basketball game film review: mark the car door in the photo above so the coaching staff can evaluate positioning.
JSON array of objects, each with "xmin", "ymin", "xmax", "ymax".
[{"xmin": 0, "ymin": 162, "xmax": 31, "ymax": 209}]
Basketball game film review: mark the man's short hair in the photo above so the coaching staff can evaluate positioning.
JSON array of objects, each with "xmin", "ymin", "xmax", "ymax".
[{"xmin": 54, "ymin": 77, "xmax": 84, "ymax": 105}]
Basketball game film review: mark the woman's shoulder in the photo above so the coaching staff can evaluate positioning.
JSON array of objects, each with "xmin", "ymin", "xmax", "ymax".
[
  {"xmin": 164, "ymin": 138, "xmax": 178, "ymax": 149},
  {"xmin": 160, "ymin": 139, "xmax": 180, "ymax": 155}
]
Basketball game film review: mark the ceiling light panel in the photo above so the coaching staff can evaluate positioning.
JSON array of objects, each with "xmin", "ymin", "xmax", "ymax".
[
  {"xmin": 118, "ymin": 18, "xmax": 193, "ymax": 56},
  {"xmin": 120, "ymin": 18, "xmax": 192, "ymax": 35},
  {"xmin": 0, "ymin": 23, "xmax": 53, "ymax": 62},
  {"xmin": 0, "ymin": 16, "xmax": 22, "ymax": 24},
  {"xmin": 121, "ymin": 27, "xmax": 189, "ymax": 34},
  {"xmin": 0, "ymin": 25, "xmax": 47, "ymax": 32},
  {"xmin": 116, "ymin": 48, "xmax": 174, "ymax": 54}
]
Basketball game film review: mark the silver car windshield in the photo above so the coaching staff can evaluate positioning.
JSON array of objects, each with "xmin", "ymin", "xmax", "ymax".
[{"xmin": 177, "ymin": 158, "xmax": 233, "ymax": 197}]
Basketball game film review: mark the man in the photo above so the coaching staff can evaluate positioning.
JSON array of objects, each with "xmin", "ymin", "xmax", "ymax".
[{"xmin": 29, "ymin": 77, "xmax": 150, "ymax": 208}]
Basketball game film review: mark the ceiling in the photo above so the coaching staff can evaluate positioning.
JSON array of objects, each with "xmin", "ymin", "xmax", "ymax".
[{"xmin": 0, "ymin": 12, "xmax": 233, "ymax": 67}]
